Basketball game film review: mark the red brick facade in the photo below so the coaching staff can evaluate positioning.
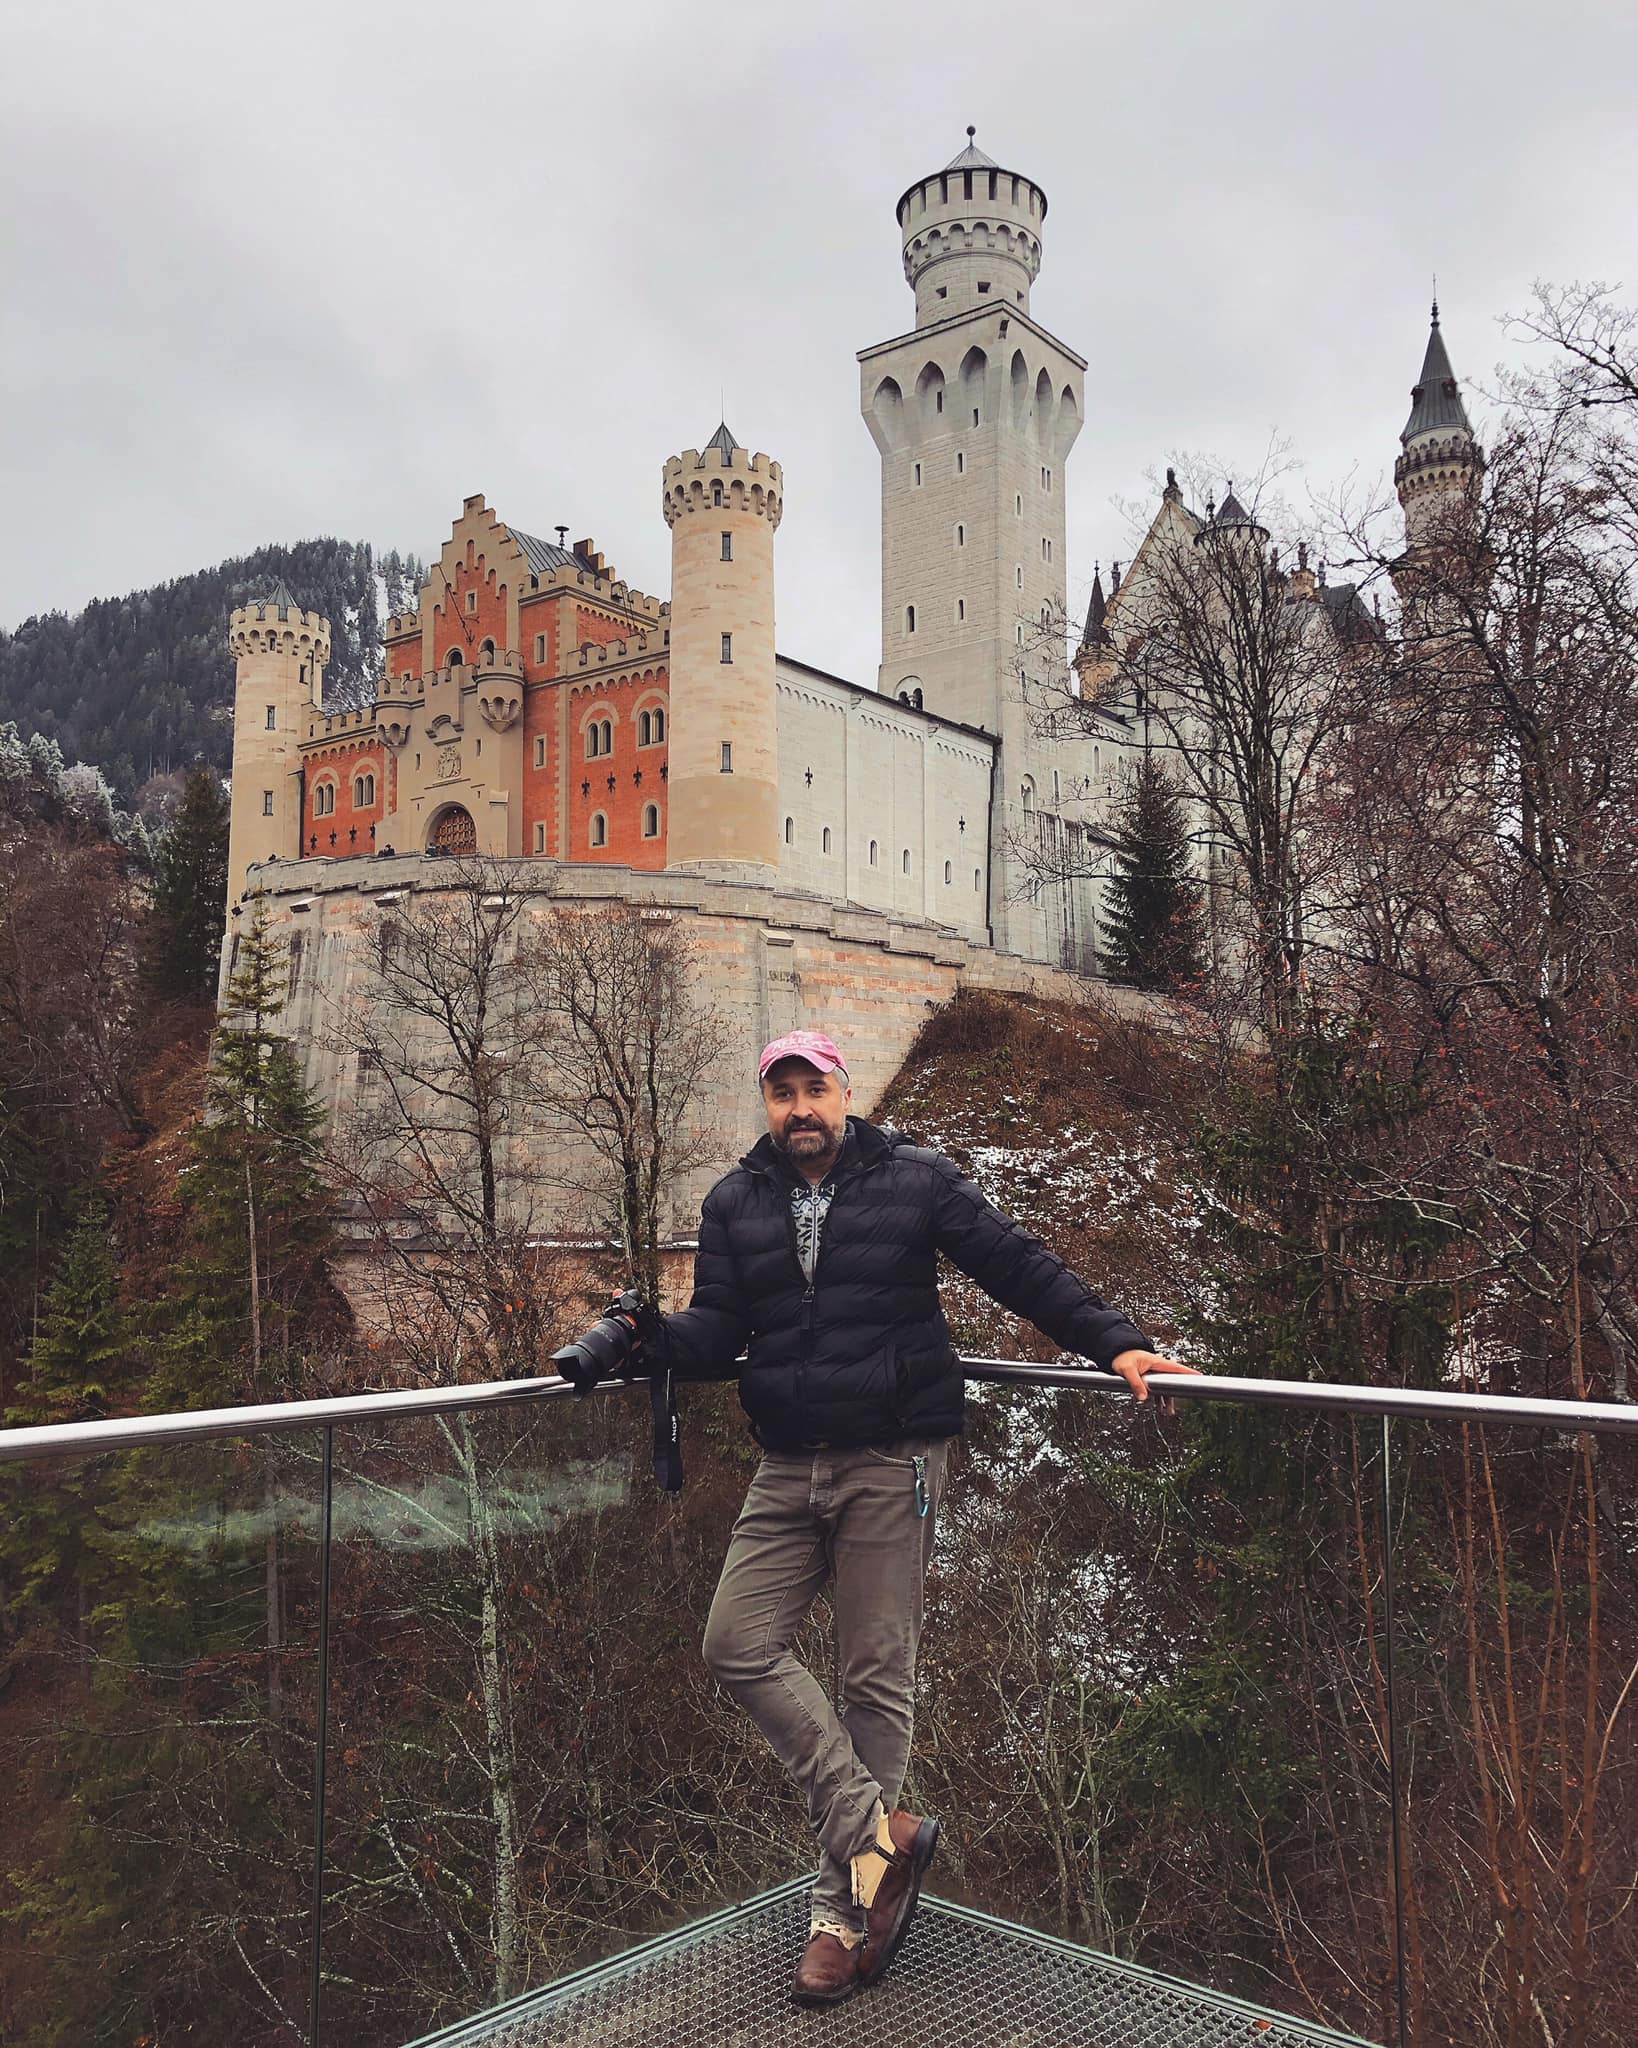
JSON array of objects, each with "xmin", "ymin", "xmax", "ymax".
[{"xmin": 298, "ymin": 513, "xmax": 668, "ymax": 865}]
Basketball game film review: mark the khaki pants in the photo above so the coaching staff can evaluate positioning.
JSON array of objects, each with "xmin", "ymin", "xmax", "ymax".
[{"xmin": 702, "ymin": 1436, "xmax": 949, "ymax": 1935}]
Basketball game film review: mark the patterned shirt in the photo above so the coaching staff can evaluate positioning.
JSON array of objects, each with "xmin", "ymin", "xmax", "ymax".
[{"xmin": 790, "ymin": 1172, "xmax": 837, "ymax": 1287}]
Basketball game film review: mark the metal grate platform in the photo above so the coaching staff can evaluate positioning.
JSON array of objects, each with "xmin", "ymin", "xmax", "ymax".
[{"xmin": 405, "ymin": 1878, "xmax": 1381, "ymax": 2048}]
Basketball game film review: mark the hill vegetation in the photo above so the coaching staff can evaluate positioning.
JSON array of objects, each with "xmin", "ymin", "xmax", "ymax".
[{"xmin": 0, "ymin": 541, "xmax": 424, "ymax": 802}]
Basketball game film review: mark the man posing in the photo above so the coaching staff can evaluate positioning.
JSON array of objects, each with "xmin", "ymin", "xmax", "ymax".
[{"xmin": 653, "ymin": 1029, "xmax": 1199, "ymax": 2008}]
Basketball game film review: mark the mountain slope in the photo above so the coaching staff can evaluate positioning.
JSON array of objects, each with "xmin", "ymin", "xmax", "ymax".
[{"xmin": 0, "ymin": 541, "xmax": 423, "ymax": 801}]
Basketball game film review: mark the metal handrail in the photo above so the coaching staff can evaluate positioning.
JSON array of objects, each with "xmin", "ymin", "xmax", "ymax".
[{"xmin": 0, "ymin": 1358, "xmax": 1631, "ymax": 1464}]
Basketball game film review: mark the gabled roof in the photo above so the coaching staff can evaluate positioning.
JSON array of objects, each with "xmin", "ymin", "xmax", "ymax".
[
  {"xmin": 1402, "ymin": 304, "xmax": 1473, "ymax": 443},
  {"xmin": 510, "ymin": 529, "xmax": 596, "ymax": 578},
  {"xmin": 945, "ymin": 126, "xmax": 998, "ymax": 172}
]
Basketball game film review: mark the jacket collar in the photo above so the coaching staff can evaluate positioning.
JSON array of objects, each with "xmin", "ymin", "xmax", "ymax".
[{"xmin": 740, "ymin": 1115, "xmax": 897, "ymax": 1182}]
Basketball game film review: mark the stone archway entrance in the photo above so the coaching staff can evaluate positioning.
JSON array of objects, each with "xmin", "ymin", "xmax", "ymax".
[{"xmin": 427, "ymin": 804, "xmax": 477, "ymax": 855}]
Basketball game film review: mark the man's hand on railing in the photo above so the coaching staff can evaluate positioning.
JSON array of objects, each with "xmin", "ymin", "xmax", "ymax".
[{"xmin": 1109, "ymin": 1347, "xmax": 1204, "ymax": 1420}]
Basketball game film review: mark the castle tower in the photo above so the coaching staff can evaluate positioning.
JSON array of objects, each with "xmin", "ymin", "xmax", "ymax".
[
  {"xmin": 859, "ymin": 129, "xmax": 1085, "ymax": 955},
  {"xmin": 1394, "ymin": 301, "xmax": 1480, "ymax": 548},
  {"xmin": 661, "ymin": 424, "xmax": 783, "ymax": 872},
  {"xmin": 226, "ymin": 580, "xmax": 330, "ymax": 913}
]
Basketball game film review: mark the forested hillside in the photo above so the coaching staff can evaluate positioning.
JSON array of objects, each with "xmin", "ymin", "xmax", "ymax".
[{"xmin": 0, "ymin": 541, "xmax": 424, "ymax": 801}]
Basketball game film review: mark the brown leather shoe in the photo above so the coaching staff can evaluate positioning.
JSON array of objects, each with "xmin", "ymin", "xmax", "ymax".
[
  {"xmin": 858, "ymin": 1809, "xmax": 940, "ymax": 1987},
  {"xmin": 792, "ymin": 1930, "xmax": 863, "ymax": 2007}
]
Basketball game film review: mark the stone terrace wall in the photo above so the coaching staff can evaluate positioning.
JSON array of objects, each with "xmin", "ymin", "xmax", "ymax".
[{"xmin": 243, "ymin": 852, "xmax": 1146, "ymax": 1234}]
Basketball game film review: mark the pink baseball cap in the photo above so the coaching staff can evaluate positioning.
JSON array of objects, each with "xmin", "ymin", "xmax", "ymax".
[{"xmin": 758, "ymin": 1029, "xmax": 847, "ymax": 1082}]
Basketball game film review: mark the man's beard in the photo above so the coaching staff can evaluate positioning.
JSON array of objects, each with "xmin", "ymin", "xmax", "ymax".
[{"xmin": 777, "ymin": 1120, "xmax": 841, "ymax": 1162}]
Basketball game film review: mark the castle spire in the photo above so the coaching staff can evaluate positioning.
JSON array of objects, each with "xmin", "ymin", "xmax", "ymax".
[
  {"xmin": 1079, "ymin": 564, "xmax": 1110, "ymax": 651},
  {"xmin": 1401, "ymin": 301, "xmax": 1473, "ymax": 444},
  {"xmin": 1395, "ymin": 297, "xmax": 1481, "ymax": 549}
]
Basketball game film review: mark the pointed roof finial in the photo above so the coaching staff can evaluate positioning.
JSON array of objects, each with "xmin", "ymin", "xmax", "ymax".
[
  {"xmin": 944, "ymin": 125, "xmax": 999, "ymax": 171},
  {"xmin": 1079, "ymin": 563, "xmax": 1110, "ymax": 650},
  {"xmin": 701, "ymin": 420, "xmax": 741, "ymax": 465},
  {"xmin": 1402, "ymin": 296, "xmax": 1472, "ymax": 444}
]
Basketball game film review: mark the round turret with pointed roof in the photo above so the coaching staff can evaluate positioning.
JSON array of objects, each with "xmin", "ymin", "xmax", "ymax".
[
  {"xmin": 894, "ymin": 126, "xmax": 1049, "ymax": 325},
  {"xmin": 1395, "ymin": 300, "xmax": 1482, "ymax": 546}
]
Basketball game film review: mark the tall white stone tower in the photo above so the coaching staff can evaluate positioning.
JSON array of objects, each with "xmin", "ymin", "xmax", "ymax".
[
  {"xmin": 226, "ymin": 581, "xmax": 329, "ymax": 915},
  {"xmin": 859, "ymin": 130, "xmax": 1085, "ymax": 956},
  {"xmin": 662, "ymin": 424, "xmax": 784, "ymax": 872}
]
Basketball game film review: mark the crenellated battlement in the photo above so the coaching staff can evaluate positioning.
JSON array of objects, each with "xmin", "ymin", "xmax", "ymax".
[
  {"xmin": 570, "ymin": 627, "xmax": 671, "ymax": 672},
  {"xmin": 663, "ymin": 448, "xmax": 783, "ymax": 530},
  {"xmin": 230, "ymin": 603, "xmax": 332, "ymax": 662}
]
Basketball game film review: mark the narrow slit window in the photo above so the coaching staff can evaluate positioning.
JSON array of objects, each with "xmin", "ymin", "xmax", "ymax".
[
  {"xmin": 784, "ymin": 816, "xmax": 794, "ymax": 845},
  {"xmin": 869, "ymin": 839, "xmax": 878, "ymax": 866},
  {"xmin": 265, "ymin": 704, "xmax": 277, "ymax": 730},
  {"xmin": 720, "ymin": 632, "xmax": 733, "ymax": 663},
  {"xmin": 534, "ymin": 821, "xmax": 546, "ymax": 852},
  {"xmin": 721, "ymin": 531, "xmax": 733, "ymax": 561},
  {"xmin": 721, "ymin": 741, "xmax": 733, "ymax": 773},
  {"xmin": 906, "ymin": 605, "xmax": 916, "ymax": 634},
  {"xmin": 262, "ymin": 790, "xmax": 274, "ymax": 816}
]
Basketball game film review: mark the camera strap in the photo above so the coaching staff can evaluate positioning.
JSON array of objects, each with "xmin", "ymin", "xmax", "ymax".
[{"xmin": 649, "ymin": 1366, "xmax": 683, "ymax": 1493}]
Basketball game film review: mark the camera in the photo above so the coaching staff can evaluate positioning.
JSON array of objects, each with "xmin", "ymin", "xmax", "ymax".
[
  {"xmin": 550, "ymin": 1290, "xmax": 683, "ymax": 1494},
  {"xmin": 551, "ymin": 1289, "xmax": 663, "ymax": 1394}
]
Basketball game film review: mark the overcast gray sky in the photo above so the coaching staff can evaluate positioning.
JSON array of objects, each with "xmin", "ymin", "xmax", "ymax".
[{"xmin": 4, "ymin": 0, "xmax": 1635, "ymax": 685}]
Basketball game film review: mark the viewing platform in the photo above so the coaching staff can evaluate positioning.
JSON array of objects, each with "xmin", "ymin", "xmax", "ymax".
[
  {"xmin": 1, "ymin": 1361, "xmax": 1631, "ymax": 2047},
  {"xmin": 408, "ymin": 1878, "xmax": 1375, "ymax": 2046}
]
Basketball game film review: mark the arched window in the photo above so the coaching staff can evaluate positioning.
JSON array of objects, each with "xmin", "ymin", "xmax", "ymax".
[
  {"xmin": 712, "ymin": 482, "xmax": 723, "ymax": 507},
  {"xmin": 902, "ymin": 848, "xmax": 911, "ymax": 874},
  {"xmin": 642, "ymin": 803, "xmax": 660, "ymax": 838},
  {"xmin": 480, "ymin": 639, "xmax": 496, "ymax": 663},
  {"xmin": 955, "ymin": 523, "xmax": 965, "ymax": 547},
  {"xmin": 590, "ymin": 812, "xmax": 608, "ymax": 848},
  {"xmin": 353, "ymin": 772, "xmax": 376, "ymax": 807},
  {"xmin": 651, "ymin": 705, "xmax": 665, "ymax": 742},
  {"xmin": 784, "ymin": 816, "xmax": 794, "ymax": 845},
  {"xmin": 822, "ymin": 826, "xmax": 832, "ymax": 854},
  {"xmin": 314, "ymin": 780, "xmax": 336, "ymax": 817},
  {"xmin": 869, "ymin": 839, "xmax": 878, "ymax": 866},
  {"xmin": 585, "ymin": 717, "xmax": 613, "ymax": 759},
  {"xmin": 638, "ymin": 709, "xmax": 651, "ymax": 746},
  {"xmin": 638, "ymin": 706, "xmax": 666, "ymax": 747},
  {"xmin": 1021, "ymin": 779, "xmax": 1035, "ymax": 814},
  {"xmin": 447, "ymin": 648, "xmax": 463, "ymax": 668},
  {"xmin": 944, "ymin": 859, "xmax": 952, "ymax": 884},
  {"xmin": 975, "ymin": 868, "xmax": 982, "ymax": 890},
  {"xmin": 906, "ymin": 605, "xmax": 916, "ymax": 634}
]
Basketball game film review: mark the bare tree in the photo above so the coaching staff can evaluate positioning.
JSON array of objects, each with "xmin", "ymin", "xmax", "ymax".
[
  {"xmin": 514, "ymin": 902, "xmax": 729, "ymax": 1300},
  {"xmin": 325, "ymin": 856, "xmax": 559, "ymax": 1376}
]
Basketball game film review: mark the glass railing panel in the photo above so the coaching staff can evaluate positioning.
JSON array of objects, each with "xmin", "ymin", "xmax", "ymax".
[
  {"xmin": 1393, "ymin": 1414, "xmax": 1638, "ymax": 2048},
  {"xmin": 919, "ymin": 1380, "xmax": 1397, "ymax": 2043},
  {"xmin": 0, "ymin": 1430, "xmax": 327, "ymax": 2048},
  {"xmin": 319, "ymin": 1384, "xmax": 794, "ymax": 2047}
]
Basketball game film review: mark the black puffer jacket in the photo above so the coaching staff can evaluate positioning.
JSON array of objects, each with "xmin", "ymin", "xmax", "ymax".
[{"xmin": 662, "ymin": 1116, "xmax": 1152, "ymax": 1451}]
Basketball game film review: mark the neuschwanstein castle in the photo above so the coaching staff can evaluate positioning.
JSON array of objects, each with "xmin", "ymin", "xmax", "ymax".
[{"xmin": 225, "ymin": 129, "xmax": 1478, "ymax": 1131}]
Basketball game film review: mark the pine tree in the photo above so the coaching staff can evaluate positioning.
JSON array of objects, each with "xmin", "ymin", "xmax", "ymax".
[
  {"xmin": 149, "ymin": 762, "xmax": 229, "ymax": 1004},
  {"xmin": 148, "ymin": 897, "xmax": 330, "ymax": 1408},
  {"xmin": 1, "ymin": 1201, "xmax": 128, "ymax": 1622},
  {"xmin": 1103, "ymin": 752, "xmax": 1205, "ymax": 990}
]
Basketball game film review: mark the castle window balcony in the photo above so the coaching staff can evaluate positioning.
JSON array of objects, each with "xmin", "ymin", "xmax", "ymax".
[{"xmin": 2, "ymin": 1367, "xmax": 1630, "ymax": 2047}]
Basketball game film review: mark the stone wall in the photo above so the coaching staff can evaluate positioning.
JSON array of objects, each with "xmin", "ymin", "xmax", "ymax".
[{"xmin": 245, "ymin": 850, "xmax": 1138, "ymax": 1236}]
